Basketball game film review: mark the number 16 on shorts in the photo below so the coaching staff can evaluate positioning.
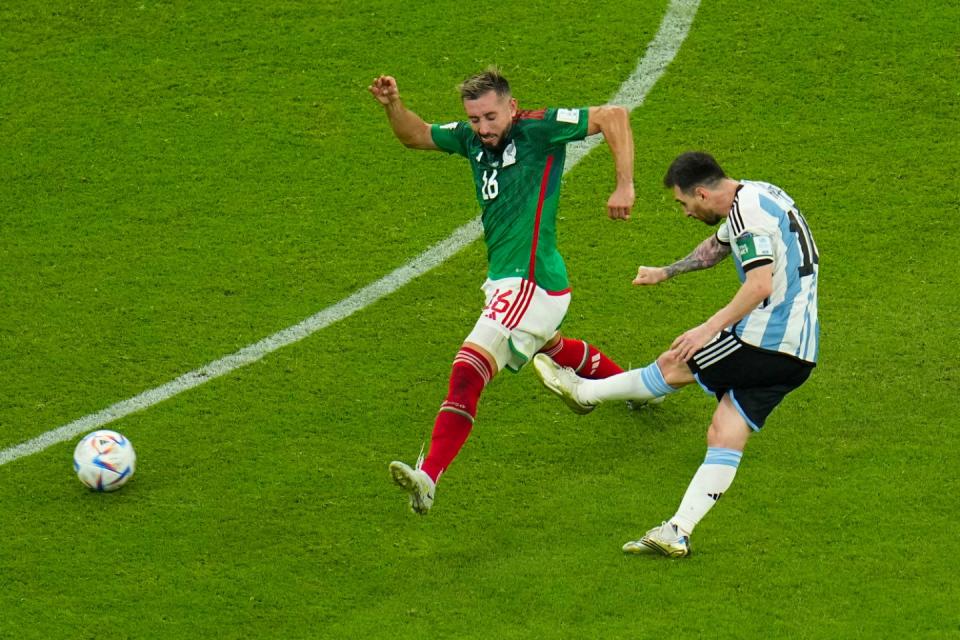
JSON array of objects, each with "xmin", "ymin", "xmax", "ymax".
[{"xmin": 484, "ymin": 288, "xmax": 513, "ymax": 321}]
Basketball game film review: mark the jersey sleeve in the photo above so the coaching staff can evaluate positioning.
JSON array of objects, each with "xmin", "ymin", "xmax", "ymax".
[
  {"xmin": 730, "ymin": 188, "xmax": 781, "ymax": 272},
  {"xmin": 716, "ymin": 222, "xmax": 731, "ymax": 246},
  {"xmin": 533, "ymin": 108, "xmax": 590, "ymax": 146},
  {"xmin": 732, "ymin": 230, "xmax": 775, "ymax": 272},
  {"xmin": 430, "ymin": 121, "xmax": 471, "ymax": 157}
]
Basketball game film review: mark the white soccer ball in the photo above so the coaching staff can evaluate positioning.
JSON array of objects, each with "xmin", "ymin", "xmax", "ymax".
[{"xmin": 73, "ymin": 430, "xmax": 136, "ymax": 492}]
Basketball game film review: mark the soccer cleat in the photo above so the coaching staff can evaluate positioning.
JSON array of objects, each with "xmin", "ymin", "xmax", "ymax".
[
  {"xmin": 389, "ymin": 460, "xmax": 436, "ymax": 515},
  {"xmin": 532, "ymin": 354, "xmax": 596, "ymax": 415},
  {"xmin": 622, "ymin": 521, "xmax": 691, "ymax": 558}
]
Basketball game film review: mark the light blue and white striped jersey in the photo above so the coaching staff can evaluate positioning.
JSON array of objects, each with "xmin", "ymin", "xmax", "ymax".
[{"xmin": 716, "ymin": 180, "xmax": 819, "ymax": 363}]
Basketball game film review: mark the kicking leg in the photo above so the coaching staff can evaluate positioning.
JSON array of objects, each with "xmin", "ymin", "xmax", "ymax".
[{"xmin": 534, "ymin": 348, "xmax": 691, "ymax": 411}]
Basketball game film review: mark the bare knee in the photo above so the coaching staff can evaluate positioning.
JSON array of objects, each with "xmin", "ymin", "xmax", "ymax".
[
  {"xmin": 656, "ymin": 351, "xmax": 694, "ymax": 387},
  {"xmin": 706, "ymin": 397, "xmax": 752, "ymax": 450},
  {"xmin": 706, "ymin": 421, "xmax": 744, "ymax": 449}
]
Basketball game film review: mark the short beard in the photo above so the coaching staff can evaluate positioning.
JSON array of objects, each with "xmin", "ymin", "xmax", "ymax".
[{"xmin": 481, "ymin": 123, "xmax": 512, "ymax": 152}]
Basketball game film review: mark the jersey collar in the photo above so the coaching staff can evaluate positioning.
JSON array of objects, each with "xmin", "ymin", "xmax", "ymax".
[{"xmin": 475, "ymin": 139, "xmax": 517, "ymax": 169}]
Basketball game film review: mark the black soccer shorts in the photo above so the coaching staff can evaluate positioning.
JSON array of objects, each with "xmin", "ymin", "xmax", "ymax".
[{"xmin": 687, "ymin": 331, "xmax": 814, "ymax": 430}]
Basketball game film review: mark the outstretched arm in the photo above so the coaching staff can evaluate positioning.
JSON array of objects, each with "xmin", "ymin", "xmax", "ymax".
[
  {"xmin": 368, "ymin": 75, "xmax": 438, "ymax": 150},
  {"xmin": 632, "ymin": 232, "xmax": 732, "ymax": 285},
  {"xmin": 587, "ymin": 105, "xmax": 634, "ymax": 220},
  {"xmin": 670, "ymin": 264, "xmax": 773, "ymax": 361}
]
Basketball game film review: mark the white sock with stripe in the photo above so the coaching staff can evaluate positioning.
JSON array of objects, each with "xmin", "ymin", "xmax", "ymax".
[
  {"xmin": 577, "ymin": 361, "xmax": 676, "ymax": 405},
  {"xmin": 670, "ymin": 447, "xmax": 742, "ymax": 537}
]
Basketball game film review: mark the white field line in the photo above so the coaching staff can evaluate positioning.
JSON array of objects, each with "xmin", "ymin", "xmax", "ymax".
[{"xmin": 0, "ymin": 0, "xmax": 700, "ymax": 468}]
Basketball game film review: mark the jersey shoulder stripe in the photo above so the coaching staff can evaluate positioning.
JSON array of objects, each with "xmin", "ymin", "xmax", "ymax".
[
  {"xmin": 729, "ymin": 195, "xmax": 745, "ymax": 236},
  {"xmin": 515, "ymin": 108, "xmax": 547, "ymax": 121},
  {"xmin": 731, "ymin": 183, "xmax": 786, "ymax": 234}
]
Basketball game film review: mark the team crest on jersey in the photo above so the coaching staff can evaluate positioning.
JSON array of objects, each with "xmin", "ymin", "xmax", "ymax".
[
  {"xmin": 556, "ymin": 108, "xmax": 579, "ymax": 124},
  {"xmin": 502, "ymin": 141, "xmax": 516, "ymax": 167}
]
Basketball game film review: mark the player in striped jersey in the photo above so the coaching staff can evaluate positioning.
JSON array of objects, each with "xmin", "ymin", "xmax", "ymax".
[
  {"xmin": 369, "ymin": 67, "xmax": 636, "ymax": 514},
  {"xmin": 533, "ymin": 152, "xmax": 819, "ymax": 556}
]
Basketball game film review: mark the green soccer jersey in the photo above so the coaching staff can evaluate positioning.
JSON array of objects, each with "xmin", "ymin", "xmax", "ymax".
[{"xmin": 431, "ymin": 107, "xmax": 590, "ymax": 292}]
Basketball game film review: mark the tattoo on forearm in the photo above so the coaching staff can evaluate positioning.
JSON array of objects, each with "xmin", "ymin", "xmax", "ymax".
[{"xmin": 663, "ymin": 235, "xmax": 731, "ymax": 278}]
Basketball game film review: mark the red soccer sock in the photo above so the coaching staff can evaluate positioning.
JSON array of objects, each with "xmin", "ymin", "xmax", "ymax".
[
  {"xmin": 420, "ymin": 347, "xmax": 493, "ymax": 483},
  {"xmin": 539, "ymin": 337, "xmax": 624, "ymax": 379}
]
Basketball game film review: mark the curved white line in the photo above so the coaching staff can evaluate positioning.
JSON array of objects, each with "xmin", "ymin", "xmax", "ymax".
[{"xmin": 0, "ymin": 0, "xmax": 701, "ymax": 467}]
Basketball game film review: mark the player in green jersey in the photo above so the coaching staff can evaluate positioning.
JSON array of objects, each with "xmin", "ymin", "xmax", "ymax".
[{"xmin": 369, "ymin": 67, "xmax": 635, "ymax": 514}]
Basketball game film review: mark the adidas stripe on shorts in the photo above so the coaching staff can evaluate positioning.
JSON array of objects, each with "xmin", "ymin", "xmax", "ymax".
[{"xmin": 464, "ymin": 277, "xmax": 570, "ymax": 373}]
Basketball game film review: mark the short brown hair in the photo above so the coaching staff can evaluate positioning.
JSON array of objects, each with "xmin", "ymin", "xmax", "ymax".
[{"xmin": 458, "ymin": 66, "xmax": 511, "ymax": 101}]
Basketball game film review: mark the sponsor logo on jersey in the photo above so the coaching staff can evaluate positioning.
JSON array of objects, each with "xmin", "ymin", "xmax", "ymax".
[
  {"xmin": 556, "ymin": 108, "xmax": 579, "ymax": 124},
  {"xmin": 440, "ymin": 122, "xmax": 458, "ymax": 129}
]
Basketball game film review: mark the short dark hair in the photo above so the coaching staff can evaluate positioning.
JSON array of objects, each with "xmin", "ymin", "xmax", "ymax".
[
  {"xmin": 458, "ymin": 65, "xmax": 511, "ymax": 101},
  {"xmin": 663, "ymin": 152, "xmax": 727, "ymax": 193}
]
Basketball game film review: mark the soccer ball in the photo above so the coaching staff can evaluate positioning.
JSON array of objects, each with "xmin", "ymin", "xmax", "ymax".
[{"xmin": 73, "ymin": 430, "xmax": 136, "ymax": 492}]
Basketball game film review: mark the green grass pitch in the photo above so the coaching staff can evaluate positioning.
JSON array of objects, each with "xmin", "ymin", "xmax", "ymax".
[{"xmin": 1, "ymin": 0, "xmax": 958, "ymax": 637}]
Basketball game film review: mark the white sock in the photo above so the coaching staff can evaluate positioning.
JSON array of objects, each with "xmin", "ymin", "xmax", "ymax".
[
  {"xmin": 670, "ymin": 448, "xmax": 742, "ymax": 537},
  {"xmin": 578, "ymin": 361, "xmax": 677, "ymax": 405}
]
